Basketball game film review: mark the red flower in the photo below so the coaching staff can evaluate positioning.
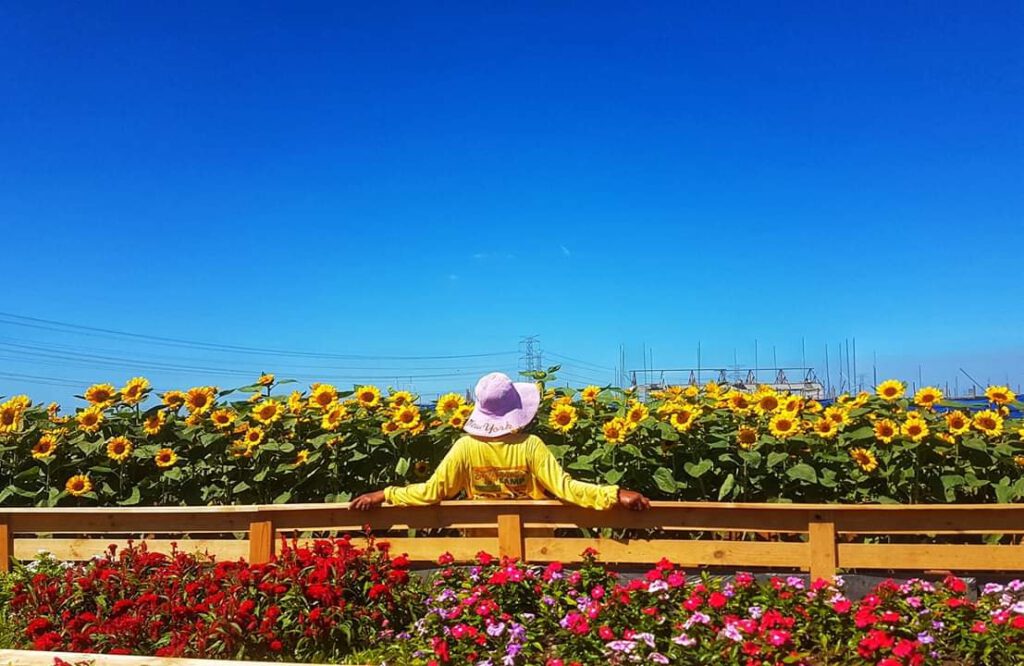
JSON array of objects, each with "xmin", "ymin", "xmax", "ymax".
[
  {"xmin": 972, "ymin": 621, "xmax": 988, "ymax": 634},
  {"xmin": 945, "ymin": 576, "xmax": 968, "ymax": 594},
  {"xmin": 708, "ymin": 592, "xmax": 728, "ymax": 609},
  {"xmin": 598, "ymin": 625, "xmax": 615, "ymax": 640},
  {"xmin": 893, "ymin": 639, "xmax": 918, "ymax": 658}
]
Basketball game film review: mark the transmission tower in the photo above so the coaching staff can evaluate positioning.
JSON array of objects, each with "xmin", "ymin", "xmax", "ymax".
[{"xmin": 519, "ymin": 336, "xmax": 542, "ymax": 373}]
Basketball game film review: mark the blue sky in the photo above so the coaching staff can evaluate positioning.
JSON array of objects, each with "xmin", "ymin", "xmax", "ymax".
[{"xmin": 1, "ymin": 1, "xmax": 1022, "ymax": 404}]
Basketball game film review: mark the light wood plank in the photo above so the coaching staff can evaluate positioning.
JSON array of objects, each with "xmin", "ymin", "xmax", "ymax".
[
  {"xmin": 838, "ymin": 543, "xmax": 1024, "ymax": 571},
  {"xmin": 15, "ymin": 538, "xmax": 249, "ymax": 561},
  {"xmin": 808, "ymin": 511, "xmax": 837, "ymax": 581},
  {"xmin": 248, "ymin": 519, "xmax": 274, "ymax": 564},
  {"xmin": 525, "ymin": 537, "xmax": 808, "ymax": 568},
  {"xmin": 497, "ymin": 514, "xmax": 524, "ymax": 560},
  {"xmin": 0, "ymin": 518, "xmax": 11, "ymax": 574}
]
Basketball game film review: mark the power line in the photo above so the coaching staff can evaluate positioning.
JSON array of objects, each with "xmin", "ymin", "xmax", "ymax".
[
  {"xmin": 0, "ymin": 312, "xmax": 517, "ymax": 361},
  {"xmin": 545, "ymin": 350, "xmax": 615, "ymax": 372}
]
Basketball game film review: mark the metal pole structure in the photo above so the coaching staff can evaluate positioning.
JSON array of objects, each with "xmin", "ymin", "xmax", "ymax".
[
  {"xmin": 754, "ymin": 339, "xmax": 758, "ymax": 386},
  {"xmin": 697, "ymin": 341, "xmax": 702, "ymax": 386},
  {"xmin": 825, "ymin": 345, "xmax": 831, "ymax": 397},
  {"xmin": 853, "ymin": 338, "xmax": 858, "ymax": 392}
]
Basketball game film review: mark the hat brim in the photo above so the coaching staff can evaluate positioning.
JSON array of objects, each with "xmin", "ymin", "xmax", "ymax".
[{"xmin": 463, "ymin": 381, "xmax": 540, "ymax": 437}]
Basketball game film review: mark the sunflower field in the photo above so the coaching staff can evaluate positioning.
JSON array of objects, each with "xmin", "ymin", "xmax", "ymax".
[{"xmin": 0, "ymin": 369, "xmax": 1023, "ymax": 507}]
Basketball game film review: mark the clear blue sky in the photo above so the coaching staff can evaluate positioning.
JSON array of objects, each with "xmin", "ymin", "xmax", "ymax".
[{"xmin": 1, "ymin": 1, "xmax": 1022, "ymax": 404}]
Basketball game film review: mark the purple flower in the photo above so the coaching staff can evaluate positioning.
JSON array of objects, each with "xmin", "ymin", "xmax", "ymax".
[
  {"xmin": 648, "ymin": 580, "xmax": 669, "ymax": 594},
  {"xmin": 649, "ymin": 653, "xmax": 669, "ymax": 664},
  {"xmin": 747, "ymin": 605, "xmax": 763, "ymax": 620},
  {"xmin": 672, "ymin": 633, "xmax": 696, "ymax": 647},
  {"xmin": 607, "ymin": 640, "xmax": 637, "ymax": 653},
  {"xmin": 917, "ymin": 632, "xmax": 934, "ymax": 645},
  {"xmin": 487, "ymin": 622, "xmax": 506, "ymax": 637}
]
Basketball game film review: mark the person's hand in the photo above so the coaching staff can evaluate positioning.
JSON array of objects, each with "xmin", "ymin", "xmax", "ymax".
[
  {"xmin": 351, "ymin": 490, "xmax": 386, "ymax": 511},
  {"xmin": 617, "ymin": 489, "xmax": 650, "ymax": 511}
]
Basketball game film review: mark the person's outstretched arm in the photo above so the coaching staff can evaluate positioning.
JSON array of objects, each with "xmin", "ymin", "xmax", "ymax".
[
  {"xmin": 528, "ymin": 436, "xmax": 650, "ymax": 511},
  {"xmin": 351, "ymin": 438, "xmax": 468, "ymax": 510}
]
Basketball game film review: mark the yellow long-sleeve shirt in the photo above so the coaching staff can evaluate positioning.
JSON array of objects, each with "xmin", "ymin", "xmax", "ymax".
[{"xmin": 383, "ymin": 433, "xmax": 619, "ymax": 510}]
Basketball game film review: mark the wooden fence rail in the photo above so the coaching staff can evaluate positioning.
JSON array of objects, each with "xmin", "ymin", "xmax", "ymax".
[{"xmin": 3, "ymin": 501, "xmax": 1024, "ymax": 581}]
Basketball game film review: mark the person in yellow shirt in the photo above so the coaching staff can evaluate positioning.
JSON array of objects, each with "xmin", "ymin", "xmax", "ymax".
[{"xmin": 351, "ymin": 372, "xmax": 650, "ymax": 511}]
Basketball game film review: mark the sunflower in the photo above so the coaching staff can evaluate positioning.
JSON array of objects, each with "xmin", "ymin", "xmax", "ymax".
[
  {"xmin": 355, "ymin": 385, "xmax": 382, "ymax": 409},
  {"xmin": 32, "ymin": 433, "xmax": 58, "ymax": 460},
  {"xmin": 456, "ymin": 404, "xmax": 474, "ymax": 420},
  {"xmin": 942, "ymin": 410, "xmax": 969, "ymax": 435},
  {"xmin": 812, "ymin": 418, "xmax": 839, "ymax": 439},
  {"xmin": 389, "ymin": 391, "xmax": 415, "ymax": 408},
  {"xmin": 106, "ymin": 436, "xmax": 133, "ymax": 463},
  {"xmin": 294, "ymin": 449, "xmax": 310, "ymax": 466},
  {"xmin": 413, "ymin": 460, "xmax": 430, "ymax": 478},
  {"xmin": 115, "ymin": 377, "xmax": 149, "ymax": 406},
  {"xmin": 321, "ymin": 404, "xmax": 348, "ymax": 431},
  {"xmin": 257, "ymin": 373, "xmax": 275, "ymax": 387},
  {"xmin": 436, "ymin": 392, "xmax": 465, "ymax": 415},
  {"xmin": 873, "ymin": 419, "xmax": 899, "ymax": 444},
  {"xmin": 154, "ymin": 448, "xmax": 178, "ymax": 468},
  {"xmin": 602, "ymin": 417, "xmax": 629, "ymax": 444},
  {"xmin": 876, "ymin": 379, "xmax": 905, "ymax": 402},
  {"xmin": 804, "ymin": 399, "xmax": 823, "ymax": 414},
  {"xmin": 753, "ymin": 390, "xmax": 780, "ymax": 415},
  {"xmin": 184, "ymin": 387, "xmax": 216, "ymax": 414},
  {"xmin": 703, "ymin": 381, "xmax": 723, "ymax": 399},
  {"xmin": 626, "ymin": 401, "xmax": 649, "ymax": 427},
  {"xmin": 580, "ymin": 385, "xmax": 601, "ymax": 404},
  {"xmin": 849, "ymin": 448, "xmax": 878, "ymax": 473},
  {"xmin": 548, "ymin": 404, "xmax": 579, "ymax": 433},
  {"xmin": 913, "ymin": 386, "xmax": 943, "ymax": 409},
  {"xmin": 142, "ymin": 410, "xmax": 166, "ymax": 435},
  {"xmin": 824, "ymin": 406, "xmax": 850, "ymax": 428},
  {"xmin": 448, "ymin": 414, "xmax": 467, "ymax": 429},
  {"xmin": 393, "ymin": 404, "xmax": 422, "ymax": 429},
  {"xmin": 726, "ymin": 391, "xmax": 753, "ymax": 414},
  {"xmin": 162, "ymin": 390, "xmax": 187, "ymax": 410},
  {"xmin": 973, "ymin": 410, "xmax": 1004, "ymax": 437},
  {"xmin": 251, "ymin": 400, "xmax": 283, "ymax": 425},
  {"xmin": 243, "ymin": 426, "xmax": 266, "ymax": 447},
  {"xmin": 985, "ymin": 385, "xmax": 1016, "ymax": 405},
  {"xmin": 65, "ymin": 474, "xmax": 92, "ymax": 497},
  {"xmin": 736, "ymin": 425, "xmax": 758, "ymax": 449},
  {"xmin": 84, "ymin": 383, "xmax": 117, "ymax": 407},
  {"xmin": 669, "ymin": 407, "xmax": 699, "ymax": 433},
  {"xmin": 902, "ymin": 419, "xmax": 929, "ymax": 442},
  {"xmin": 307, "ymin": 383, "xmax": 339, "ymax": 410},
  {"xmin": 1015, "ymin": 455, "xmax": 1024, "ymax": 468},
  {"xmin": 769, "ymin": 413, "xmax": 800, "ymax": 439},
  {"xmin": 0, "ymin": 400, "xmax": 25, "ymax": 434},
  {"xmin": 76, "ymin": 406, "xmax": 104, "ymax": 434},
  {"xmin": 781, "ymin": 396, "xmax": 804, "ymax": 414},
  {"xmin": 210, "ymin": 409, "xmax": 236, "ymax": 430},
  {"xmin": 247, "ymin": 392, "xmax": 263, "ymax": 404},
  {"xmin": 936, "ymin": 433, "xmax": 957, "ymax": 446},
  {"xmin": 381, "ymin": 419, "xmax": 400, "ymax": 435},
  {"xmin": 408, "ymin": 422, "xmax": 426, "ymax": 436}
]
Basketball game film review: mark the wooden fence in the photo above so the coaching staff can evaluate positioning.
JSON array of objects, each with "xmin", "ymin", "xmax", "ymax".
[{"xmin": 3, "ymin": 501, "xmax": 1024, "ymax": 581}]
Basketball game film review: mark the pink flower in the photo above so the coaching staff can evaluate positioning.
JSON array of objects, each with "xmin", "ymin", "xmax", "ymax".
[
  {"xmin": 767, "ymin": 629, "xmax": 790, "ymax": 646},
  {"xmin": 972, "ymin": 621, "xmax": 988, "ymax": 634}
]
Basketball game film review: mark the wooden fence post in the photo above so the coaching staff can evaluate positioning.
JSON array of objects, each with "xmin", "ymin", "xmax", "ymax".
[
  {"xmin": 0, "ymin": 516, "xmax": 11, "ymax": 573},
  {"xmin": 808, "ymin": 510, "xmax": 837, "ymax": 582},
  {"xmin": 497, "ymin": 512, "xmax": 524, "ymax": 561},
  {"xmin": 248, "ymin": 516, "xmax": 275, "ymax": 564}
]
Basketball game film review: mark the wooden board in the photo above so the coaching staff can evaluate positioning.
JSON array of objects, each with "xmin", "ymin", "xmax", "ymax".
[
  {"xmin": 839, "ymin": 543, "xmax": 1024, "ymax": 571},
  {"xmin": 524, "ymin": 537, "xmax": 808, "ymax": 568}
]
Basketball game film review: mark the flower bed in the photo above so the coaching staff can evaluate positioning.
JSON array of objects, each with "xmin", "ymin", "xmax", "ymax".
[
  {"xmin": 3, "ymin": 541, "xmax": 1024, "ymax": 665},
  {"xmin": 1, "ymin": 371, "xmax": 1022, "ymax": 507}
]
